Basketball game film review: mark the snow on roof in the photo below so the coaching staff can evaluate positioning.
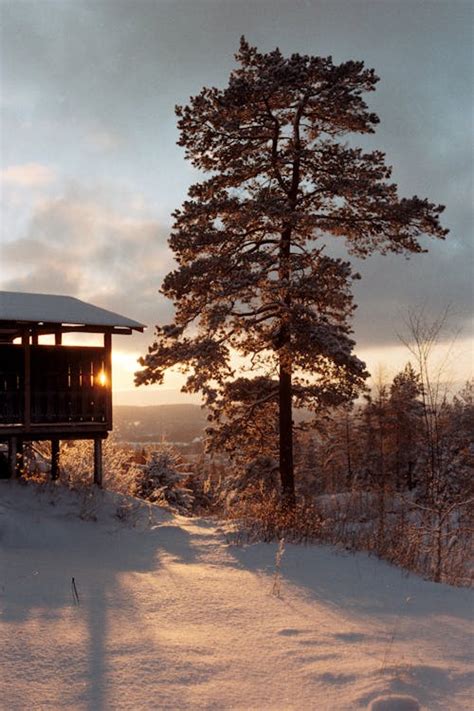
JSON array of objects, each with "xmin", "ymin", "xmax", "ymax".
[{"xmin": 0, "ymin": 291, "xmax": 145, "ymax": 331}]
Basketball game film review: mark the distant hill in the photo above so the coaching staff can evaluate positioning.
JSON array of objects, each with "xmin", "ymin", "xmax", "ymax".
[
  {"xmin": 113, "ymin": 403, "xmax": 315, "ymax": 445},
  {"xmin": 113, "ymin": 404, "xmax": 207, "ymax": 443}
]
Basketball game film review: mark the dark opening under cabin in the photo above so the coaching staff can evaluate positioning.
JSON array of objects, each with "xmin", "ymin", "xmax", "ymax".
[{"xmin": 0, "ymin": 291, "xmax": 144, "ymax": 484}]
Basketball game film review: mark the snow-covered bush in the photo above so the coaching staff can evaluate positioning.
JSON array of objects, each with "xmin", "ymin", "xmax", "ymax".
[{"xmin": 133, "ymin": 447, "xmax": 194, "ymax": 514}]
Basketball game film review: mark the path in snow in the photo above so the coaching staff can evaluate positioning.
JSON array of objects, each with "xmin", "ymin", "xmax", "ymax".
[{"xmin": 0, "ymin": 481, "xmax": 472, "ymax": 710}]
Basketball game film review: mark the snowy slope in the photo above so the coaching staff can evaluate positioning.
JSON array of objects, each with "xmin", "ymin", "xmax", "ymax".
[{"xmin": 0, "ymin": 481, "xmax": 472, "ymax": 711}]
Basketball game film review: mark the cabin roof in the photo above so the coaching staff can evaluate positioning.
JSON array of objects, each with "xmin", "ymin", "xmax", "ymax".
[{"xmin": 0, "ymin": 291, "xmax": 145, "ymax": 333}]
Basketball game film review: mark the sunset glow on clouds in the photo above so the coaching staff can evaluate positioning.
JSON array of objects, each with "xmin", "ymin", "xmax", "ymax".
[
  {"xmin": 1, "ymin": 0, "xmax": 472, "ymax": 403},
  {"xmin": 1, "ymin": 162, "xmax": 57, "ymax": 188}
]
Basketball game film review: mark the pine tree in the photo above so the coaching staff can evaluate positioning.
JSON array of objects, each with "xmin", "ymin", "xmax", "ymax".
[{"xmin": 137, "ymin": 39, "xmax": 448, "ymax": 502}]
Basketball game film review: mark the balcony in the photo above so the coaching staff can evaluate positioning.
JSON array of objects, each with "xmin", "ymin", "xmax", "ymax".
[{"xmin": 0, "ymin": 344, "xmax": 111, "ymax": 437}]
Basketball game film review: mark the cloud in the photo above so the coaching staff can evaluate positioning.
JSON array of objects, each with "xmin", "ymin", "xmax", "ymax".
[
  {"xmin": 1, "ymin": 163, "xmax": 57, "ymax": 188},
  {"xmin": 349, "ymin": 239, "xmax": 474, "ymax": 349},
  {"xmin": 1, "ymin": 183, "xmax": 175, "ymax": 353},
  {"xmin": 2, "ymin": 265, "xmax": 81, "ymax": 297},
  {"xmin": 85, "ymin": 126, "xmax": 121, "ymax": 153}
]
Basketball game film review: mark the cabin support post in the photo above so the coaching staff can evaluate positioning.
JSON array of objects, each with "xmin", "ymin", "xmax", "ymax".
[
  {"xmin": 16, "ymin": 439, "xmax": 24, "ymax": 476},
  {"xmin": 51, "ymin": 439, "xmax": 60, "ymax": 481},
  {"xmin": 93, "ymin": 437, "xmax": 103, "ymax": 487},
  {"xmin": 8, "ymin": 437, "xmax": 17, "ymax": 478}
]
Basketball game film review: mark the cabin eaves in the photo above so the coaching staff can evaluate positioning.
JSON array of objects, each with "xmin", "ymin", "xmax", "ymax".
[{"xmin": 0, "ymin": 291, "xmax": 145, "ymax": 333}]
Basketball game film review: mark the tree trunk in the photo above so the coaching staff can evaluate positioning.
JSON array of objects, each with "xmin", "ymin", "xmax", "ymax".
[
  {"xmin": 277, "ymin": 98, "xmax": 303, "ymax": 505},
  {"xmin": 278, "ymin": 217, "xmax": 296, "ymax": 505},
  {"xmin": 279, "ymin": 356, "xmax": 295, "ymax": 504}
]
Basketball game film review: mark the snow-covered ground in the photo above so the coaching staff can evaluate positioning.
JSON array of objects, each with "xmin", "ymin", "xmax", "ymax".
[{"xmin": 1, "ymin": 481, "xmax": 472, "ymax": 711}]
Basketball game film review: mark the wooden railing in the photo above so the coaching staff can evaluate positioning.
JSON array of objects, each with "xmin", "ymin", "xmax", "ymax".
[
  {"xmin": 0, "ymin": 344, "xmax": 111, "ymax": 428},
  {"xmin": 0, "ymin": 345, "xmax": 24, "ymax": 424}
]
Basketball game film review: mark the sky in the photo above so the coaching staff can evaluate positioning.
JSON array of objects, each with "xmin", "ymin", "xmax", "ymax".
[{"xmin": 1, "ymin": 0, "xmax": 472, "ymax": 405}]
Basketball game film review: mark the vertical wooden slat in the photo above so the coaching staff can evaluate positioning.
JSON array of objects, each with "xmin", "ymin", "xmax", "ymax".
[
  {"xmin": 22, "ymin": 331, "xmax": 31, "ymax": 429},
  {"xmin": 47, "ymin": 349, "xmax": 56, "ymax": 422},
  {"xmin": 88, "ymin": 356, "xmax": 95, "ymax": 421},
  {"xmin": 0, "ymin": 344, "xmax": 24, "ymax": 423},
  {"xmin": 70, "ymin": 351, "xmax": 80, "ymax": 421},
  {"xmin": 104, "ymin": 332, "xmax": 112, "ymax": 429},
  {"xmin": 80, "ymin": 361, "xmax": 87, "ymax": 421}
]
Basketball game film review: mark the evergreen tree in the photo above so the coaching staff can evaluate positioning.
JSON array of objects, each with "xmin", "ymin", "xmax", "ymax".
[
  {"xmin": 388, "ymin": 363, "xmax": 423, "ymax": 489},
  {"xmin": 316, "ymin": 404, "xmax": 359, "ymax": 492},
  {"xmin": 359, "ymin": 380, "xmax": 390, "ymax": 487},
  {"xmin": 134, "ymin": 448, "xmax": 194, "ymax": 513},
  {"xmin": 445, "ymin": 380, "xmax": 474, "ymax": 498},
  {"xmin": 137, "ymin": 39, "xmax": 447, "ymax": 502}
]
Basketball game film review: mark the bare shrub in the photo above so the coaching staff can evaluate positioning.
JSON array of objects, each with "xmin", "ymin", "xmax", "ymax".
[
  {"xmin": 225, "ymin": 484, "xmax": 472, "ymax": 586},
  {"xmin": 57, "ymin": 438, "xmax": 141, "ymax": 493},
  {"xmin": 226, "ymin": 495, "xmax": 323, "ymax": 544}
]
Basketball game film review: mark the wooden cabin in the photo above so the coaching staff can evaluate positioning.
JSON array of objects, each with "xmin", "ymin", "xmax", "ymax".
[{"xmin": 0, "ymin": 291, "xmax": 144, "ymax": 484}]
